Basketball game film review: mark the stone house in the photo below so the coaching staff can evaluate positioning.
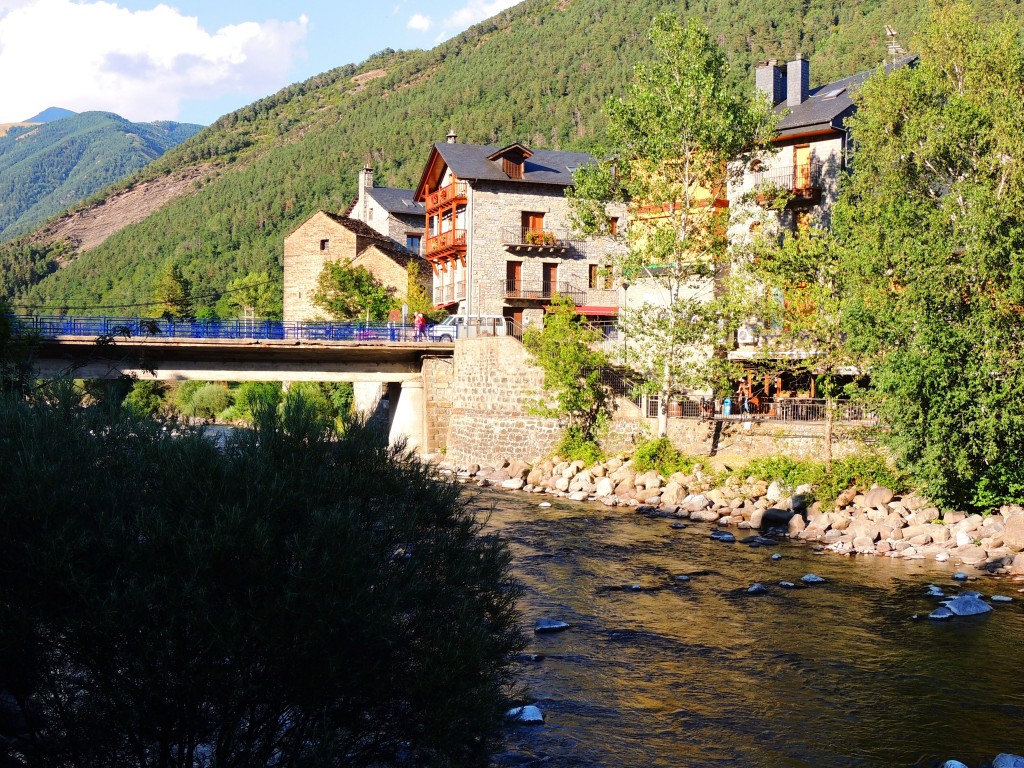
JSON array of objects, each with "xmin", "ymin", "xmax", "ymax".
[
  {"xmin": 282, "ymin": 211, "xmax": 430, "ymax": 322},
  {"xmin": 348, "ymin": 165, "xmax": 426, "ymax": 254},
  {"xmin": 411, "ymin": 134, "xmax": 626, "ymax": 331}
]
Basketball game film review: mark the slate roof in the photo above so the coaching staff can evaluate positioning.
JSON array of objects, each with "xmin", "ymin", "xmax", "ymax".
[
  {"xmin": 364, "ymin": 185, "xmax": 426, "ymax": 216},
  {"xmin": 774, "ymin": 55, "xmax": 917, "ymax": 137},
  {"xmin": 432, "ymin": 142, "xmax": 594, "ymax": 186},
  {"xmin": 321, "ymin": 212, "xmax": 421, "ymax": 265}
]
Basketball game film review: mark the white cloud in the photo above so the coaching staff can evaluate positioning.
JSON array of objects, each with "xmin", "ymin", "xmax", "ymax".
[
  {"xmin": 406, "ymin": 12, "xmax": 431, "ymax": 31},
  {"xmin": 442, "ymin": 0, "xmax": 519, "ymax": 32},
  {"xmin": 0, "ymin": 0, "xmax": 308, "ymax": 123}
]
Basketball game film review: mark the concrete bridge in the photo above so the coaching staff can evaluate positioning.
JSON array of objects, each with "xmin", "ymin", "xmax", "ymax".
[{"xmin": 21, "ymin": 315, "xmax": 455, "ymax": 452}]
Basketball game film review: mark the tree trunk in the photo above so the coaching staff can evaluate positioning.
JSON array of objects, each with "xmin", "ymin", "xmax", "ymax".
[
  {"xmin": 824, "ymin": 396, "xmax": 834, "ymax": 471},
  {"xmin": 658, "ymin": 362, "xmax": 670, "ymax": 437}
]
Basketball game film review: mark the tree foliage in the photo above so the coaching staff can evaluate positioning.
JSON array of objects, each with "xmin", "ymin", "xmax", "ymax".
[
  {"xmin": 217, "ymin": 270, "xmax": 282, "ymax": 319},
  {"xmin": 570, "ymin": 14, "xmax": 775, "ymax": 433},
  {"xmin": 835, "ymin": 1, "xmax": 1024, "ymax": 508},
  {"xmin": 151, "ymin": 262, "xmax": 193, "ymax": 318},
  {"xmin": 314, "ymin": 260, "xmax": 396, "ymax": 321},
  {"xmin": 0, "ymin": 389, "xmax": 525, "ymax": 767},
  {"xmin": 523, "ymin": 294, "xmax": 610, "ymax": 443}
]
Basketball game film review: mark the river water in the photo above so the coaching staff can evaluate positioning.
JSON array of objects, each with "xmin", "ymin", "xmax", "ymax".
[{"xmin": 479, "ymin": 491, "xmax": 1024, "ymax": 768}]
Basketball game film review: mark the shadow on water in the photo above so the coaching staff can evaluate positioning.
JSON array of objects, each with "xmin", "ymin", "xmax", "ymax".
[{"xmin": 480, "ymin": 492, "xmax": 1024, "ymax": 768}]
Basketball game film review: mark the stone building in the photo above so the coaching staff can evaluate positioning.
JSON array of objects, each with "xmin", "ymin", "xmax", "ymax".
[
  {"xmin": 282, "ymin": 211, "xmax": 429, "ymax": 322},
  {"xmin": 412, "ymin": 134, "xmax": 626, "ymax": 330},
  {"xmin": 348, "ymin": 165, "xmax": 426, "ymax": 254}
]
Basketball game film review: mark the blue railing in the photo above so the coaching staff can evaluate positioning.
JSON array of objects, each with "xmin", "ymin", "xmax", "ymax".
[{"xmin": 12, "ymin": 315, "xmax": 451, "ymax": 343}]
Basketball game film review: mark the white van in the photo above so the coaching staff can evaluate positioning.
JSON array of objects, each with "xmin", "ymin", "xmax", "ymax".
[{"xmin": 427, "ymin": 314, "xmax": 509, "ymax": 342}]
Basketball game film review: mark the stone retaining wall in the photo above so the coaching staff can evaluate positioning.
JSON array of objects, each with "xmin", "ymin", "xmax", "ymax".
[{"xmin": 422, "ymin": 355, "xmax": 454, "ymax": 454}]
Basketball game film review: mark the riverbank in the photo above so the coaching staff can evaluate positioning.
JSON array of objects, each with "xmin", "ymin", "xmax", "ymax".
[{"xmin": 437, "ymin": 455, "xmax": 1024, "ymax": 580}]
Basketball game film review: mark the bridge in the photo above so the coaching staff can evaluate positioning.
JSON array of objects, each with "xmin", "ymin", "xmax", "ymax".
[{"xmin": 16, "ymin": 314, "xmax": 458, "ymax": 452}]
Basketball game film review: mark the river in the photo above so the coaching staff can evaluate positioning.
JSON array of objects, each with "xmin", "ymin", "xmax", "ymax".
[{"xmin": 479, "ymin": 491, "xmax": 1024, "ymax": 768}]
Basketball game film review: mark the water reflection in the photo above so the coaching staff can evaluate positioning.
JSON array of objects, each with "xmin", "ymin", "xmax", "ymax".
[{"xmin": 480, "ymin": 492, "xmax": 1024, "ymax": 768}]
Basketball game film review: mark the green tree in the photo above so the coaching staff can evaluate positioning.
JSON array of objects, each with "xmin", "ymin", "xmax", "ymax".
[
  {"xmin": 219, "ymin": 271, "xmax": 283, "ymax": 319},
  {"xmin": 569, "ymin": 14, "xmax": 775, "ymax": 435},
  {"xmin": 151, "ymin": 261, "xmax": 193, "ymax": 318},
  {"xmin": 523, "ymin": 294, "xmax": 610, "ymax": 447},
  {"xmin": 314, "ymin": 260, "xmax": 396, "ymax": 321},
  {"xmin": 123, "ymin": 379, "xmax": 166, "ymax": 417},
  {"xmin": 835, "ymin": 1, "xmax": 1024, "ymax": 509},
  {"xmin": 0, "ymin": 389, "xmax": 525, "ymax": 768}
]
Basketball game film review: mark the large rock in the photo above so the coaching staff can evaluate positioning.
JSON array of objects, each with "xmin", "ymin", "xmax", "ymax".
[
  {"xmin": 863, "ymin": 486, "xmax": 894, "ymax": 509},
  {"xmin": 956, "ymin": 545, "xmax": 988, "ymax": 565},
  {"xmin": 748, "ymin": 508, "xmax": 765, "ymax": 529},
  {"xmin": 690, "ymin": 509, "xmax": 721, "ymax": 523},
  {"xmin": 502, "ymin": 478, "xmax": 526, "ymax": 490},
  {"xmin": 554, "ymin": 477, "xmax": 570, "ymax": 492},
  {"xmin": 661, "ymin": 482, "xmax": 685, "ymax": 506},
  {"xmin": 766, "ymin": 481, "xmax": 783, "ymax": 502},
  {"xmin": 595, "ymin": 477, "xmax": 614, "ymax": 497},
  {"xmin": 993, "ymin": 755, "xmax": 1024, "ymax": 768},
  {"xmin": 943, "ymin": 593, "xmax": 993, "ymax": 616},
  {"xmin": 788, "ymin": 514, "xmax": 806, "ymax": 536},
  {"xmin": 535, "ymin": 618, "xmax": 571, "ymax": 634},
  {"xmin": 507, "ymin": 460, "xmax": 531, "ymax": 480},
  {"xmin": 683, "ymin": 494, "xmax": 711, "ymax": 513},
  {"xmin": 760, "ymin": 508, "xmax": 795, "ymax": 531},
  {"xmin": 1011, "ymin": 553, "xmax": 1024, "ymax": 574},
  {"xmin": 834, "ymin": 486, "xmax": 858, "ymax": 509},
  {"xmin": 1004, "ymin": 513, "xmax": 1024, "ymax": 550},
  {"xmin": 506, "ymin": 705, "xmax": 544, "ymax": 725}
]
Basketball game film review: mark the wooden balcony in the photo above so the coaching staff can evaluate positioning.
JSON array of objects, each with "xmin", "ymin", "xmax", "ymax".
[
  {"xmin": 425, "ymin": 181, "xmax": 468, "ymax": 214},
  {"xmin": 753, "ymin": 161, "xmax": 823, "ymax": 207},
  {"xmin": 503, "ymin": 279, "xmax": 586, "ymax": 304},
  {"xmin": 502, "ymin": 226, "xmax": 572, "ymax": 253},
  {"xmin": 426, "ymin": 229, "xmax": 467, "ymax": 258}
]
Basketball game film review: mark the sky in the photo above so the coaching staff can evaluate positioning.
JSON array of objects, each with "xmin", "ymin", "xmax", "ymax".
[{"xmin": 0, "ymin": 0, "xmax": 522, "ymax": 126}]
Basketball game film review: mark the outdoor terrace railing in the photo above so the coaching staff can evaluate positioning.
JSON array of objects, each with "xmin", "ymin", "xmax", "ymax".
[
  {"xmin": 425, "ymin": 228, "xmax": 466, "ymax": 256},
  {"xmin": 502, "ymin": 227, "xmax": 572, "ymax": 251},
  {"xmin": 502, "ymin": 280, "xmax": 586, "ymax": 304},
  {"xmin": 433, "ymin": 281, "xmax": 467, "ymax": 305},
  {"xmin": 644, "ymin": 395, "xmax": 876, "ymax": 424},
  {"xmin": 752, "ymin": 160, "xmax": 823, "ymax": 194},
  {"xmin": 13, "ymin": 314, "xmax": 455, "ymax": 344},
  {"xmin": 425, "ymin": 181, "xmax": 468, "ymax": 212}
]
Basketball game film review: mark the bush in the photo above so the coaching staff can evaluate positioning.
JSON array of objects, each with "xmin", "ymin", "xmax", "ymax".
[
  {"xmin": 740, "ymin": 455, "xmax": 821, "ymax": 492},
  {"xmin": 739, "ymin": 452, "xmax": 907, "ymax": 507},
  {"xmin": 123, "ymin": 380, "xmax": 165, "ymax": 417},
  {"xmin": 0, "ymin": 391, "xmax": 525, "ymax": 767},
  {"xmin": 173, "ymin": 379, "xmax": 205, "ymax": 411},
  {"xmin": 632, "ymin": 436, "xmax": 696, "ymax": 477},
  {"xmin": 187, "ymin": 383, "xmax": 233, "ymax": 419},
  {"xmin": 556, "ymin": 425, "xmax": 604, "ymax": 465},
  {"xmin": 233, "ymin": 381, "xmax": 282, "ymax": 420}
]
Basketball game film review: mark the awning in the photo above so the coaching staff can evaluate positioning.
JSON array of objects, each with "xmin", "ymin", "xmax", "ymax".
[{"xmin": 575, "ymin": 305, "xmax": 618, "ymax": 316}]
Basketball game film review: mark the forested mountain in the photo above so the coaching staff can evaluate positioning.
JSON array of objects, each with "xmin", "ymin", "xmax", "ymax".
[
  {"xmin": 2, "ymin": 0, "xmax": 1020, "ymax": 314},
  {"xmin": 0, "ymin": 112, "xmax": 203, "ymax": 244}
]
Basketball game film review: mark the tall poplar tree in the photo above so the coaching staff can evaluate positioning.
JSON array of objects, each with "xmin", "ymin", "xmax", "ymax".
[
  {"xmin": 569, "ymin": 14, "xmax": 775, "ymax": 436},
  {"xmin": 835, "ymin": 1, "xmax": 1024, "ymax": 509}
]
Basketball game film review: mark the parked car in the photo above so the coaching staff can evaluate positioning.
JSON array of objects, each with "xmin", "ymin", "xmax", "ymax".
[{"xmin": 427, "ymin": 314, "xmax": 509, "ymax": 343}]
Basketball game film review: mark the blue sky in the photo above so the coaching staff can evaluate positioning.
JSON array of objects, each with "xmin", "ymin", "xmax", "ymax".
[{"xmin": 0, "ymin": 0, "xmax": 521, "ymax": 126}]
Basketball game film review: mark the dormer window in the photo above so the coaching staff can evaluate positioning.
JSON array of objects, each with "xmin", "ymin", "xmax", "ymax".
[{"xmin": 487, "ymin": 143, "xmax": 534, "ymax": 181}]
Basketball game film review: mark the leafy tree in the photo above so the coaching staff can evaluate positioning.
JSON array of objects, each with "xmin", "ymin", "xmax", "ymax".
[
  {"xmin": 835, "ymin": 1, "xmax": 1024, "ymax": 509},
  {"xmin": 151, "ymin": 262, "xmax": 193, "ymax": 318},
  {"xmin": 218, "ymin": 271, "xmax": 282, "ymax": 319},
  {"xmin": 123, "ymin": 379, "xmax": 166, "ymax": 417},
  {"xmin": 314, "ymin": 260, "xmax": 396, "ymax": 321},
  {"xmin": 0, "ymin": 388, "xmax": 525, "ymax": 768},
  {"xmin": 0, "ymin": 299, "xmax": 35, "ymax": 394},
  {"xmin": 233, "ymin": 380, "xmax": 283, "ymax": 421},
  {"xmin": 523, "ymin": 294, "xmax": 610, "ymax": 446},
  {"xmin": 569, "ymin": 14, "xmax": 774, "ymax": 435}
]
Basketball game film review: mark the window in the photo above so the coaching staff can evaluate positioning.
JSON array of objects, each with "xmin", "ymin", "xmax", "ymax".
[
  {"xmin": 589, "ymin": 264, "xmax": 612, "ymax": 290},
  {"xmin": 319, "ymin": 239, "xmax": 329, "ymax": 251},
  {"xmin": 608, "ymin": 217, "xmax": 619, "ymax": 236},
  {"xmin": 406, "ymin": 234, "xmax": 422, "ymax": 252},
  {"xmin": 589, "ymin": 265, "xmax": 599, "ymax": 289}
]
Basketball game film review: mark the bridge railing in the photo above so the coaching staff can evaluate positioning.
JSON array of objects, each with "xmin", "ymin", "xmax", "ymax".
[{"xmin": 12, "ymin": 315, "xmax": 457, "ymax": 344}]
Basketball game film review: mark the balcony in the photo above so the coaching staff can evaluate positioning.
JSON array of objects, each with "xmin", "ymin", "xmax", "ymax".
[
  {"xmin": 503, "ymin": 279, "xmax": 586, "ymax": 304},
  {"xmin": 502, "ymin": 227, "xmax": 572, "ymax": 253},
  {"xmin": 752, "ymin": 161, "xmax": 822, "ymax": 206},
  {"xmin": 433, "ymin": 281, "xmax": 467, "ymax": 306},
  {"xmin": 425, "ymin": 181, "xmax": 468, "ymax": 214},
  {"xmin": 425, "ymin": 228, "xmax": 467, "ymax": 258}
]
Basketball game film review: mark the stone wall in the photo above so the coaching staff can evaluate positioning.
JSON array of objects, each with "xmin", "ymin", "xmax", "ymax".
[
  {"xmin": 283, "ymin": 213, "xmax": 356, "ymax": 321},
  {"xmin": 445, "ymin": 336, "xmax": 563, "ymax": 466},
  {"xmin": 421, "ymin": 355, "xmax": 454, "ymax": 454}
]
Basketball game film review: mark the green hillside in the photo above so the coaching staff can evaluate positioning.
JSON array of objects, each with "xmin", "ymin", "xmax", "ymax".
[
  {"xmin": 0, "ymin": 112, "xmax": 203, "ymax": 242},
  {"xmin": 3, "ymin": 0, "xmax": 1020, "ymax": 315}
]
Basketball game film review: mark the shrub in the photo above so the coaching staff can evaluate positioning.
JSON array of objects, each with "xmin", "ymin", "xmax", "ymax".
[
  {"xmin": 174, "ymin": 379, "xmax": 205, "ymax": 411},
  {"xmin": 188, "ymin": 383, "xmax": 233, "ymax": 418},
  {"xmin": 0, "ymin": 392, "xmax": 525, "ymax": 767},
  {"xmin": 123, "ymin": 380, "xmax": 165, "ymax": 417},
  {"xmin": 739, "ymin": 452, "xmax": 907, "ymax": 507},
  {"xmin": 632, "ymin": 436, "xmax": 696, "ymax": 477},
  {"xmin": 740, "ymin": 455, "xmax": 821, "ymax": 492},
  {"xmin": 556, "ymin": 425, "xmax": 604, "ymax": 465},
  {"xmin": 233, "ymin": 381, "xmax": 282, "ymax": 420}
]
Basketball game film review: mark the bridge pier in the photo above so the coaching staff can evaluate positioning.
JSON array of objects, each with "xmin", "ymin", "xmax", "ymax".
[{"xmin": 388, "ymin": 379, "xmax": 424, "ymax": 452}]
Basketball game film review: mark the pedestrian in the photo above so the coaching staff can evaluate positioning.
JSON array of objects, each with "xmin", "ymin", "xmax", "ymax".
[{"xmin": 414, "ymin": 312, "xmax": 427, "ymax": 341}]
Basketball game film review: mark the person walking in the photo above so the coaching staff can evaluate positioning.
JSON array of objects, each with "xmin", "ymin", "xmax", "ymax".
[{"xmin": 414, "ymin": 312, "xmax": 427, "ymax": 341}]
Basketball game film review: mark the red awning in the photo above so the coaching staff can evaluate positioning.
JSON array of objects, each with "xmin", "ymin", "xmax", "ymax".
[{"xmin": 575, "ymin": 305, "xmax": 618, "ymax": 316}]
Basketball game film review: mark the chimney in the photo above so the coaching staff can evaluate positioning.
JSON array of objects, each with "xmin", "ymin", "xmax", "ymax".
[
  {"xmin": 787, "ymin": 56, "xmax": 809, "ymax": 107},
  {"xmin": 755, "ymin": 59, "xmax": 785, "ymax": 106},
  {"xmin": 358, "ymin": 164, "xmax": 374, "ymax": 194},
  {"xmin": 446, "ymin": 129, "xmax": 458, "ymax": 144}
]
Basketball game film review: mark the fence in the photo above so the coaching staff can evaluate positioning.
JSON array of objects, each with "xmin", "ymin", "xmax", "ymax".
[{"xmin": 643, "ymin": 394, "xmax": 876, "ymax": 425}]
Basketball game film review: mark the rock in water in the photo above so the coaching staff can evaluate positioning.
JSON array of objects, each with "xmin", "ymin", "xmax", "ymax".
[
  {"xmin": 779, "ymin": 581, "xmax": 797, "ymax": 589},
  {"xmin": 539, "ymin": 502, "xmax": 552, "ymax": 508},
  {"xmin": 506, "ymin": 705, "xmax": 544, "ymax": 725},
  {"xmin": 771, "ymin": 553, "xmax": 783, "ymax": 561},
  {"xmin": 534, "ymin": 618, "xmax": 570, "ymax": 634},
  {"xmin": 952, "ymin": 572, "xmax": 969, "ymax": 581},
  {"xmin": 747, "ymin": 583, "xmax": 769, "ymax": 595},
  {"xmin": 991, "ymin": 594, "xmax": 1014, "ymax": 603},
  {"xmin": 994, "ymin": 755, "xmax": 1024, "ymax": 768},
  {"xmin": 941, "ymin": 760, "xmax": 969, "ymax": 768},
  {"xmin": 801, "ymin": 573, "xmax": 826, "ymax": 585},
  {"xmin": 710, "ymin": 530, "xmax": 736, "ymax": 543},
  {"xmin": 944, "ymin": 594, "xmax": 993, "ymax": 617},
  {"xmin": 675, "ymin": 574, "xmax": 691, "ymax": 582},
  {"xmin": 929, "ymin": 606, "xmax": 955, "ymax": 620}
]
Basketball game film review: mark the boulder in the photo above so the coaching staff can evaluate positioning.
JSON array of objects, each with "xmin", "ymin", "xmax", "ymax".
[
  {"xmin": 710, "ymin": 530, "xmax": 736, "ymax": 543},
  {"xmin": 863, "ymin": 486, "xmax": 894, "ymax": 508},
  {"xmin": 943, "ymin": 593, "xmax": 993, "ymax": 616},
  {"xmin": 748, "ymin": 508, "xmax": 765, "ymax": 529},
  {"xmin": 690, "ymin": 509, "xmax": 721, "ymax": 523},
  {"xmin": 683, "ymin": 494, "xmax": 710, "ymax": 512},
  {"xmin": 502, "ymin": 478, "xmax": 526, "ymax": 490},
  {"xmin": 507, "ymin": 460, "xmax": 531, "ymax": 480},
  {"xmin": 568, "ymin": 491, "xmax": 589, "ymax": 502},
  {"xmin": 1011, "ymin": 553, "xmax": 1024, "ymax": 574},
  {"xmin": 766, "ymin": 481, "xmax": 783, "ymax": 502},
  {"xmin": 661, "ymin": 482, "xmax": 685, "ymax": 506},
  {"xmin": 956, "ymin": 545, "xmax": 988, "ymax": 565},
  {"xmin": 605, "ymin": 457, "xmax": 623, "ymax": 472},
  {"xmin": 834, "ymin": 486, "xmax": 858, "ymax": 509},
  {"xmin": 747, "ymin": 583, "xmax": 769, "ymax": 595},
  {"xmin": 991, "ymin": 594, "xmax": 1014, "ymax": 603},
  {"xmin": 993, "ymin": 755, "xmax": 1024, "ymax": 768},
  {"xmin": 955, "ymin": 530, "xmax": 974, "ymax": 547},
  {"xmin": 760, "ymin": 508, "xmax": 795, "ymax": 531},
  {"xmin": 1004, "ymin": 513, "xmax": 1024, "ymax": 550},
  {"xmin": 506, "ymin": 705, "xmax": 544, "ymax": 725},
  {"xmin": 788, "ymin": 514, "xmax": 806, "ymax": 536},
  {"xmin": 555, "ymin": 477, "xmax": 570, "ymax": 492},
  {"xmin": 853, "ymin": 535, "xmax": 876, "ymax": 554},
  {"xmin": 595, "ymin": 477, "xmax": 615, "ymax": 497},
  {"xmin": 534, "ymin": 618, "xmax": 571, "ymax": 634},
  {"xmin": 801, "ymin": 573, "xmax": 826, "ymax": 585},
  {"xmin": 831, "ymin": 514, "xmax": 852, "ymax": 531}
]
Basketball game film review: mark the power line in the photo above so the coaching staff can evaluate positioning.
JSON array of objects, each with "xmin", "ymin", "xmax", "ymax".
[{"xmin": 9, "ymin": 276, "xmax": 279, "ymax": 314}]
